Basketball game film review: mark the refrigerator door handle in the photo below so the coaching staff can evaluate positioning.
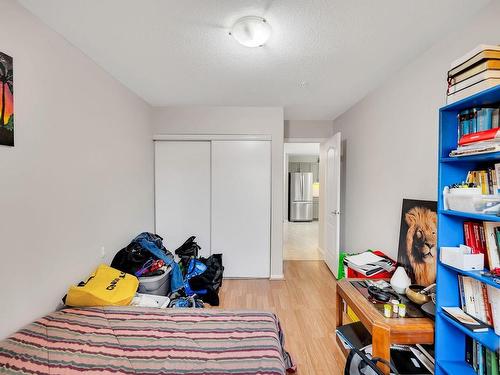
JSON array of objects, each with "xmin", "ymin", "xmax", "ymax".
[{"xmin": 300, "ymin": 174, "xmax": 304, "ymax": 201}]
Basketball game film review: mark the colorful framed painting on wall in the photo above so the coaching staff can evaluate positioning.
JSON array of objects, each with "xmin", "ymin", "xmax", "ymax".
[{"xmin": 0, "ymin": 51, "xmax": 13, "ymax": 147}]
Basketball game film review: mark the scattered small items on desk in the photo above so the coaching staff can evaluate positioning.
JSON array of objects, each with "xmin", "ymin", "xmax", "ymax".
[
  {"xmin": 398, "ymin": 304, "xmax": 406, "ymax": 317},
  {"xmin": 384, "ymin": 304, "xmax": 392, "ymax": 318},
  {"xmin": 351, "ymin": 280, "xmax": 429, "ymax": 319}
]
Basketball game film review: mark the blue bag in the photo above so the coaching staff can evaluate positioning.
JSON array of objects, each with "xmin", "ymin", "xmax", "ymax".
[{"xmin": 132, "ymin": 232, "xmax": 184, "ymax": 293}]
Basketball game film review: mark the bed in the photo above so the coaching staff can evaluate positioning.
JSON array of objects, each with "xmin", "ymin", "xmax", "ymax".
[{"xmin": 0, "ymin": 307, "xmax": 295, "ymax": 374}]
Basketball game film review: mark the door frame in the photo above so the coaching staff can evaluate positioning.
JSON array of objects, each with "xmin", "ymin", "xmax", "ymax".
[{"xmin": 154, "ymin": 134, "xmax": 271, "ymax": 141}]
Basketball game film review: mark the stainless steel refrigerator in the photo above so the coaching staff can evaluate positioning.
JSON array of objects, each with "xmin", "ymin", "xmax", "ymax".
[{"xmin": 288, "ymin": 172, "xmax": 313, "ymax": 222}]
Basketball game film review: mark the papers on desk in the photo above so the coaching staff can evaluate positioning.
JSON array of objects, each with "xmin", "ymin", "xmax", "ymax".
[{"xmin": 344, "ymin": 251, "xmax": 396, "ymax": 277}]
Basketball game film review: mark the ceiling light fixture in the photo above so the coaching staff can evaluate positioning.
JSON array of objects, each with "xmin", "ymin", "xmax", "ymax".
[{"xmin": 229, "ymin": 16, "xmax": 271, "ymax": 48}]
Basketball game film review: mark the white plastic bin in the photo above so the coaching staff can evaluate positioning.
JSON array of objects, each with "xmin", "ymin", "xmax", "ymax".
[
  {"xmin": 137, "ymin": 266, "xmax": 171, "ymax": 296},
  {"xmin": 440, "ymin": 246, "xmax": 484, "ymax": 271},
  {"xmin": 444, "ymin": 187, "xmax": 500, "ymax": 215}
]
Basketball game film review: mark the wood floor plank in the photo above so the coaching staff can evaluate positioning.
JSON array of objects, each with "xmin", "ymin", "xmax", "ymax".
[{"xmin": 217, "ymin": 260, "xmax": 345, "ymax": 374}]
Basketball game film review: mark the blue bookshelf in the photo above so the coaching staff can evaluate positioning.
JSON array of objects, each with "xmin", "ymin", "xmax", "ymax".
[{"xmin": 436, "ymin": 85, "xmax": 500, "ymax": 375}]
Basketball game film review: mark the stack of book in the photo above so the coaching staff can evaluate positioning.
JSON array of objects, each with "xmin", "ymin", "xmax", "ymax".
[
  {"xmin": 458, "ymin": 275, "xmax": 494, "ymax": 328},
  {"xmin": 465, "ymin": 336, "xmax": 499, "ymax": 375},
  {"xmin": 463, "ymin": 220, "xmax": 500, "ymax": 271},
  {"xmin": 450, "ymin": 112, "xmax": 500, "ymax": 157},
  {"xmin": 447, "ymin": 44, "xmax": 500, "ymax": 104},
  {"xmin": 464, "ymin": 164, "xmax": 500, "ymax": 195}
]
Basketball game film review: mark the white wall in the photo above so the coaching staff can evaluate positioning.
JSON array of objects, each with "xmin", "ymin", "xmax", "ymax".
[
  {"xmin": 284, "ymin": 143, "xmax": 320, "ymax": 155},
  {"xmin": 152, "ymin": 106, "xmax": 284, "ymax": 278},
  {"xmin": 0, "ymin": 0, "xmax": 154, "ymax": 339},
  {"xmin": 285, "ymin": 120, "xmax": 333, "ymax": 140},
  {"xmin": 331, "ymin": 1, "xmax": 500, "ymax": 260}
]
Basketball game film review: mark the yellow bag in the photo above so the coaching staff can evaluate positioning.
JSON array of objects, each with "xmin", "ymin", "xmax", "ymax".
[{"xmin": 66, "ymin": 264, "xmax": 139, "ymax": 307}]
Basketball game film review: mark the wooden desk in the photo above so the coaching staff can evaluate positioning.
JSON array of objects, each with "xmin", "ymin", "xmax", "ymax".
[{"xmin": 335, "ymin": 279, "xmax": 434, "ymax": 374}]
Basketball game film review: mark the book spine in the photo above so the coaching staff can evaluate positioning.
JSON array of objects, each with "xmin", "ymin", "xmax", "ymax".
[
  {"xmin": 491, "ymin": 349, "xmax": 499, "ymax": 375},
  {"xmin": 479, "ymin": 225, "xmax": 490, "ymax": 269},
  {"xmin": 494, "ymin": 227, "xmax": 500, "ymax": 269},
  {"xmin": 464, "ymin": 222, "xmax": 472, "ymax": 249},
  {"xmin": 492, "ymin": 168, "xmax": 498, "ymax": 194},
  {"xmin": 478, "ymin": 342, "xmax": 484, "ymax": 375},
  {"xmin": 473, "ymin": 339, "xmax": 478, "ymax": 372},
  {"xmin": 493, "ymin": 108, "xmax": 500, "ymax": 129},
  {"xmin": 471, "ymin": 279, "xmax": 486, "ymax": 323},
  {"xmin": 495, "ymin": 163, "xmax": 500, "ymax": 194},
  {"xmin": 458, "ymin": 275, "xmax": 466, "ymax": 310},
  {"xmin": 472, "ymin": 109, "xmax": 478, "ymax": 133},
  {"xmin": 465, "ymin": 222, "xmax": 479, "ymax": 254},
  {"xmin": 463, "ymin": 277, "xmax": 477, "ymax": 317},
  {"xmin": 481, "ymin": 283, "xmax": 493, "ymax": 326},
  {"xmin": 465, "ymin": 336, "xmax": 474, "ymax": 365},
  {"xmin": 485, "ymin": 347, "xmax": 492, "ymax": 375},
  {"xmin": 473, "ymin": 222, "xmax": 482, "ymax": 254},
  {"xmin": 488, "ymin": 167, "xmax": 494, "ymax": 195},
  {"xmin": 480, "ymin": 171, "xmax": 489, "ymax": 195}
]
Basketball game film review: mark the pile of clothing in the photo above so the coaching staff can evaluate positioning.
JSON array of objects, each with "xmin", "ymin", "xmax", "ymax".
[{"xmin": 111, "ymin": 232, "xmax": 224, "ymax": 308}]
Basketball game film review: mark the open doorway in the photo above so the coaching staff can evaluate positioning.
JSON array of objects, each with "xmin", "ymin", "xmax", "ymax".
[{"xmin": 283, "ymin": 143, "xmax": 322, "ymax": 260}]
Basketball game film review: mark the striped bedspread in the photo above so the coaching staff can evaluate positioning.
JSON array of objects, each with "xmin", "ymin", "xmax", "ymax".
[{"xmin": 0, "ymin": 307, "xmax": 295, "ymax": 374}]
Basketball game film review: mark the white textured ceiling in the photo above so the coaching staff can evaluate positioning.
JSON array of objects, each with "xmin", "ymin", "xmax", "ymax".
[{"xmin": 18, "ymin": 0, "xmax": 491, "ymax": 120}]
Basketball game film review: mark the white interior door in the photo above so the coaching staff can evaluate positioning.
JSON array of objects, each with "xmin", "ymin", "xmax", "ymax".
[
  {"xmin": 324, "ymin": 133, "xmax": 341, "ymax": 278},
  {"xmin": 211, "ymin": 140, "xmax": 271, "ymax": 278},
  {"xmin": 154, "ymin": 141, "xmax": 211, "ymax": 256}
]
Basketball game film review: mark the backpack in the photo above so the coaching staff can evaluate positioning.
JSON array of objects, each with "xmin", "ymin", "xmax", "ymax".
[
  {"xmin": 189, "ymin": 254, "xmax": 224, "ymax": 306},
  {"xmin": 175, "ymin": 236, "xmax": 201, "ymax": 258}
]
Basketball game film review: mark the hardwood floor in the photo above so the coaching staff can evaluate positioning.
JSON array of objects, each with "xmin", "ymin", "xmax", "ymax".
[
  {"xmin": 218, "ymin": 260, "xmax": 345, "ymax": 375},
  {"xmin": 283, "ymin": 221, "xmax": 322, "ymax": 260}
]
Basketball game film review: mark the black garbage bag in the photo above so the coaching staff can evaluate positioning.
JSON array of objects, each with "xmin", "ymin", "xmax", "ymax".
[
  {"xmin": 175, "ymin": 236, "xmax": 201, "ymax": 258},
  {"xmin": 188, "ymin": 254, "xmax": 224, "ymax": 306},
  {"xmin": 111, "ymin": 233, "xmax": 173, "ymax": 275}
]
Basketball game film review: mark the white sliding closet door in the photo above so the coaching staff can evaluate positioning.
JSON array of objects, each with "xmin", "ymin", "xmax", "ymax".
[
  {"xmin": 211, "ymin": 141, "xmax": 271, "ymax": 278},
  {"xmin": 155, "ymin": 141, "xmax": 211, "ymax": 256}
]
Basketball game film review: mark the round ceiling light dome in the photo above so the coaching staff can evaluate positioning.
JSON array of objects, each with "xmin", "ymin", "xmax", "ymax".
[{"xmin": 229, "ymin": 16, "xmax": 271, "ymax": 48}]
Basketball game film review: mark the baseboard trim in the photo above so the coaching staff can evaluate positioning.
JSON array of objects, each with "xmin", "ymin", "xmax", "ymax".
[
  {"xmin": 270, "ymin": 274, "xmax": 285, "ymax": 280},
  {"xmin": 317, "ymin": 246, "xmax": 325, "ymax": 257}
]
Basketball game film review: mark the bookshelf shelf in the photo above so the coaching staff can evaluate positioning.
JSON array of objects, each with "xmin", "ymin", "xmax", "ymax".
[
  {"xmin": 440, "ymin": 152, "xmax": 500, "ymax": 163},
  {"xmin": 436, "ymin": 85, "xmax": 500, "ymax": 375},
  {"xmin": 438, "ymin": 209, "xmax": 500, "ymax": 222},
  {"xmin": 438, "ymin": 360, "xmax": 476, "ymax": 375},
  {"xmin": 440, "ymin": 262, "xmax": 500, "ymax": 289},
  {"xmin": 439, "ymin": 312, "xmax": 499, "ymax": 352},
  {"xmin": 440, "ymin": 85, "xmax": 500, "ymax": 112}
]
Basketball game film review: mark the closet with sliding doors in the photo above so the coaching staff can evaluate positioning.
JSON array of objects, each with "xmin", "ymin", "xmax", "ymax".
[{"xmin": 154, "ymin": 136, "xmax": 271, "ymax": 278}]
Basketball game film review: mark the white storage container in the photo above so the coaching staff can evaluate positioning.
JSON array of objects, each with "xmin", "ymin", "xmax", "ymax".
[
  {"xmin": 131, "ymin": 293, "xmax": 170, "ymax": 308},
  {"xmin": 444, "ymin": 187, "xmax": 500, "ymax": 215},
  {"xmin": 440, "ymin": 246, "xmax": 484, "ymax": 271},
  {"xmin": 137, "ymin": 266, "xmax": 171, "ymax": 296}
]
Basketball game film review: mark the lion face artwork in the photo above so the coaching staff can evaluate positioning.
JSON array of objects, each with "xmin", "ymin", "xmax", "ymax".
[{"xmin": 397, "ymin": 200, "xmax": 437, "ymax": 287}]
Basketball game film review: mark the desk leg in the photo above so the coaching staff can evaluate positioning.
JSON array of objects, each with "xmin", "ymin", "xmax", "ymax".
[
  {"xmin": 372, "ymin": 323, "xmax": 391, "ymax": 375},
  {"xmin": 336, "ymin": 287, "xmax": 343, "ymax": 328}
]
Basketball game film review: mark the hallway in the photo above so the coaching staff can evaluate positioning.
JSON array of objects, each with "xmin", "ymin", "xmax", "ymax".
[{"xmin": 283, "ymin": 221, "xmax": 322, "ymax": 260}]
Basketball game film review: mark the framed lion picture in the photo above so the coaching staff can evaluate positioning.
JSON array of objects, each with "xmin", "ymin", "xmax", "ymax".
[{"xmin": 397, "ymin": 199, "xmax": 437, "ymax": 287}]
